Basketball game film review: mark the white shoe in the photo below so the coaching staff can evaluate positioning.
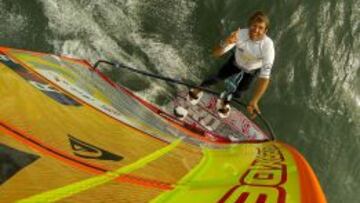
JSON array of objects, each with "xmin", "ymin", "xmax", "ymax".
[
  {"xmin": 187, "ymin": 89, "xmax": 203, "ymax": 105},
  {"xmin": 228, "ymin": 135, "xmax": 241, "ymax": 142},
  {"xmin": 216, "ymin": 99, "xmax": 231, "ymax": 118},
  {"xmin": 174, "ymin": 106, "xmax": 188, "ymax": 120}
]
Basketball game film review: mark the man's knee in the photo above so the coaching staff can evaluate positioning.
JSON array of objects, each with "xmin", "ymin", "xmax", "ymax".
[
  {"xmin": 233, "ymin": 90, "xmax": 244, "ymax": 100},
  {"xmin": 200, "ymin": 76, "xmax": 220, "ymax": 87}
]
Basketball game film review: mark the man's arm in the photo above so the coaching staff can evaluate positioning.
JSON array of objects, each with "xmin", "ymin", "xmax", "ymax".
[
  {"xmin": 212, "ymin": 29, "xmax": 239, "ymax": 58},
  {"xmin": 247, "ymin": 77, "xmax": 270, "ymax": 118},
  {"xmin": 248, "ymin": 38, "xmax": 274, "ymax": 118}
]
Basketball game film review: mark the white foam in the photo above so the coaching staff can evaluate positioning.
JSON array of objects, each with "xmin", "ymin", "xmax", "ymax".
[
  {"xmin": 39, "ymin": 0, "xmax": 201, "ymax": 102},
  {"xmin": 0, "ymin": 2, "xmax": 28, "ymax": 36}
]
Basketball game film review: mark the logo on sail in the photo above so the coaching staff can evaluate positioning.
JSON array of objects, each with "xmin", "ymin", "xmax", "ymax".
[{"xmin": 68, "ymin": 135, "xmax": 123, "ymax": 161}]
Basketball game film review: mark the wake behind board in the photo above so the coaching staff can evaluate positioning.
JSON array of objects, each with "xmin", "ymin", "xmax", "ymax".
[{"xmin": 172, "ymin": 91, "xmax": 268, "ymax": 141}]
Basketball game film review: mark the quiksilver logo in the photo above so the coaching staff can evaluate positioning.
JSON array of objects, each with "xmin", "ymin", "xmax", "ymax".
[{"xmin": 68, "ymin": 135, "xmax": 123, "ymax": 161}]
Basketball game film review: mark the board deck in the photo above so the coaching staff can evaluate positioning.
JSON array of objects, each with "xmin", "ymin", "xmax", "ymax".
[{"xmin": 171, "ymin": 91, "xmax": 268, "ymax": 141}]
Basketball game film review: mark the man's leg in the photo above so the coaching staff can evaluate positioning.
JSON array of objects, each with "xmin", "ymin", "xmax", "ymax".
[
  {"xmin": 190, "ymin": 54, "xmax": 240, "ymax": 99},
  {"xmin": 216, "ymin": 72, "xmax": 256, "ymax": 118},
  {"xmin": 233, "ymin": 72, "xmax": 257, "ymax": 100},
  {"xmin": 200, "ymin": 54, "xmax": 239, "ymax": 87}
]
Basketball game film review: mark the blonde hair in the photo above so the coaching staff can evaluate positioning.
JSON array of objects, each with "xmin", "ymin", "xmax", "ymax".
[{"xmin": 248, "ymin": 11, "xmax": 270, "ymax": 30}]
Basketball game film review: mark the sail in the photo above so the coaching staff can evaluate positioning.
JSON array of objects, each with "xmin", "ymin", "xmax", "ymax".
[{"xmin": 0, "ymin": 47, "xmax": 326, "ymax": 202}]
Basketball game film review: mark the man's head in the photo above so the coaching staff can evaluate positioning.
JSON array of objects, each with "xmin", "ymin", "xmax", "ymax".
[{"xmin": 248, "ymin": 11, "xmax": 269, "ymax": 41}]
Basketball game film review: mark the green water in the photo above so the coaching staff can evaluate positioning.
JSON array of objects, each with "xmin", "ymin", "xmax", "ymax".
[{"xmin": 0, "ymin": 0, "xmax": 359, "ymax": 202}]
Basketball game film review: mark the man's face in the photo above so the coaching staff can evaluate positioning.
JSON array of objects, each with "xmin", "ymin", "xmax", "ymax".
[{"xmin": 249, "ymin": 21, "xmax": 267, "ymax": 41}]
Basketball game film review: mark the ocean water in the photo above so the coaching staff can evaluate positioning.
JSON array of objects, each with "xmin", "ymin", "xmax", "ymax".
[{"xmin": 0, "ymin": 0, "xmax": 359, "ymax": 202}]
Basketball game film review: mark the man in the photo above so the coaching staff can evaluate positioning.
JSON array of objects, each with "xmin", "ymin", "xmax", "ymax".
[{"xmin": 189, "ymin": 11, "xmax": 275, "ymax": 118}]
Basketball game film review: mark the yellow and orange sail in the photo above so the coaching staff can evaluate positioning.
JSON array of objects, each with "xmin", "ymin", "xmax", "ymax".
[{"xmin": 0, "ymin": 47, "xmax": 326, "ymax": 202}]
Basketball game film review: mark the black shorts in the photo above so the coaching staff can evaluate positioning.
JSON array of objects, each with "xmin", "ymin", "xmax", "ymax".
[{"xmin": 200, "ymin": 54, "xmax": 258, "ymax": 99}]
